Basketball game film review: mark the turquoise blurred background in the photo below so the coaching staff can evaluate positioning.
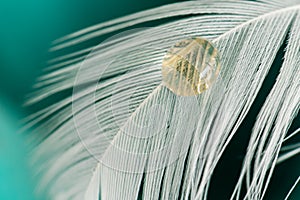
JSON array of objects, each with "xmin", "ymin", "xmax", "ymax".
[
  {"xmin": 0, "ymin": 0, "xmax": 177, "ymax": 107},
  {"xmin": 0, "ymin": 98, "xmax": 35, "ymax": 199},
  {"xmin": 0, "ymin": 0, "xmax": 298, "ymax": 199}
]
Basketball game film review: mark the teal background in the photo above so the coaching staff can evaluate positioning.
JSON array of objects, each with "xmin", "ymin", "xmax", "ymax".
[
  {"xmin": 0, "ymin": 0, "xmax": 177, "ymax": 108},
  {"xmin": 0, "ymin": 0, "xmax": 298, "ymax": 199}
]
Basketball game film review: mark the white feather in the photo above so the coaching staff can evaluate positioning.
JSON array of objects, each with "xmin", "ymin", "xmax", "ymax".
[{"xmin": 26, "ymin": 0, "xmax": 300, "ymax": 199}]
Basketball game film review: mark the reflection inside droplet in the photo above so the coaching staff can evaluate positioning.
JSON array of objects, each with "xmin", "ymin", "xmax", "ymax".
[{"xmin": 162, "ymin": 38, "xmax": 221, "ymax": 96}]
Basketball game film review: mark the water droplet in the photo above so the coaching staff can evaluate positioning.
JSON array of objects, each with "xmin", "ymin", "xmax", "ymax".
[{"xmin": 162, "ymin": 38, "xmax": 221, "ymax": 96}]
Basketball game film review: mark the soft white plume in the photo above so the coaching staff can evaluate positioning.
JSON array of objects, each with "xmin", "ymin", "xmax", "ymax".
[{"xmin": 25, "ymin": 0, "xmax": 300, "ymax": 199}]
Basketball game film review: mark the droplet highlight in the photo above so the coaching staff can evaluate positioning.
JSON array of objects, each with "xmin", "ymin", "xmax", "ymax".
[{"xmin": 162, "ymin": 38, "xmax": 221, "ymax": 96}]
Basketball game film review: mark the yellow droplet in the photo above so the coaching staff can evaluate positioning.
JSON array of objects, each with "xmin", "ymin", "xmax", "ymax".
[{"xmin": 162, "ymin": 38, "xmax": 221, "ymax": 96}]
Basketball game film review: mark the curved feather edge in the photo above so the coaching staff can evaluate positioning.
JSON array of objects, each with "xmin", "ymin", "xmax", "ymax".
[{"xmin": 26, "ymin": 1, "xmax": 300, "ymax": 200}]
